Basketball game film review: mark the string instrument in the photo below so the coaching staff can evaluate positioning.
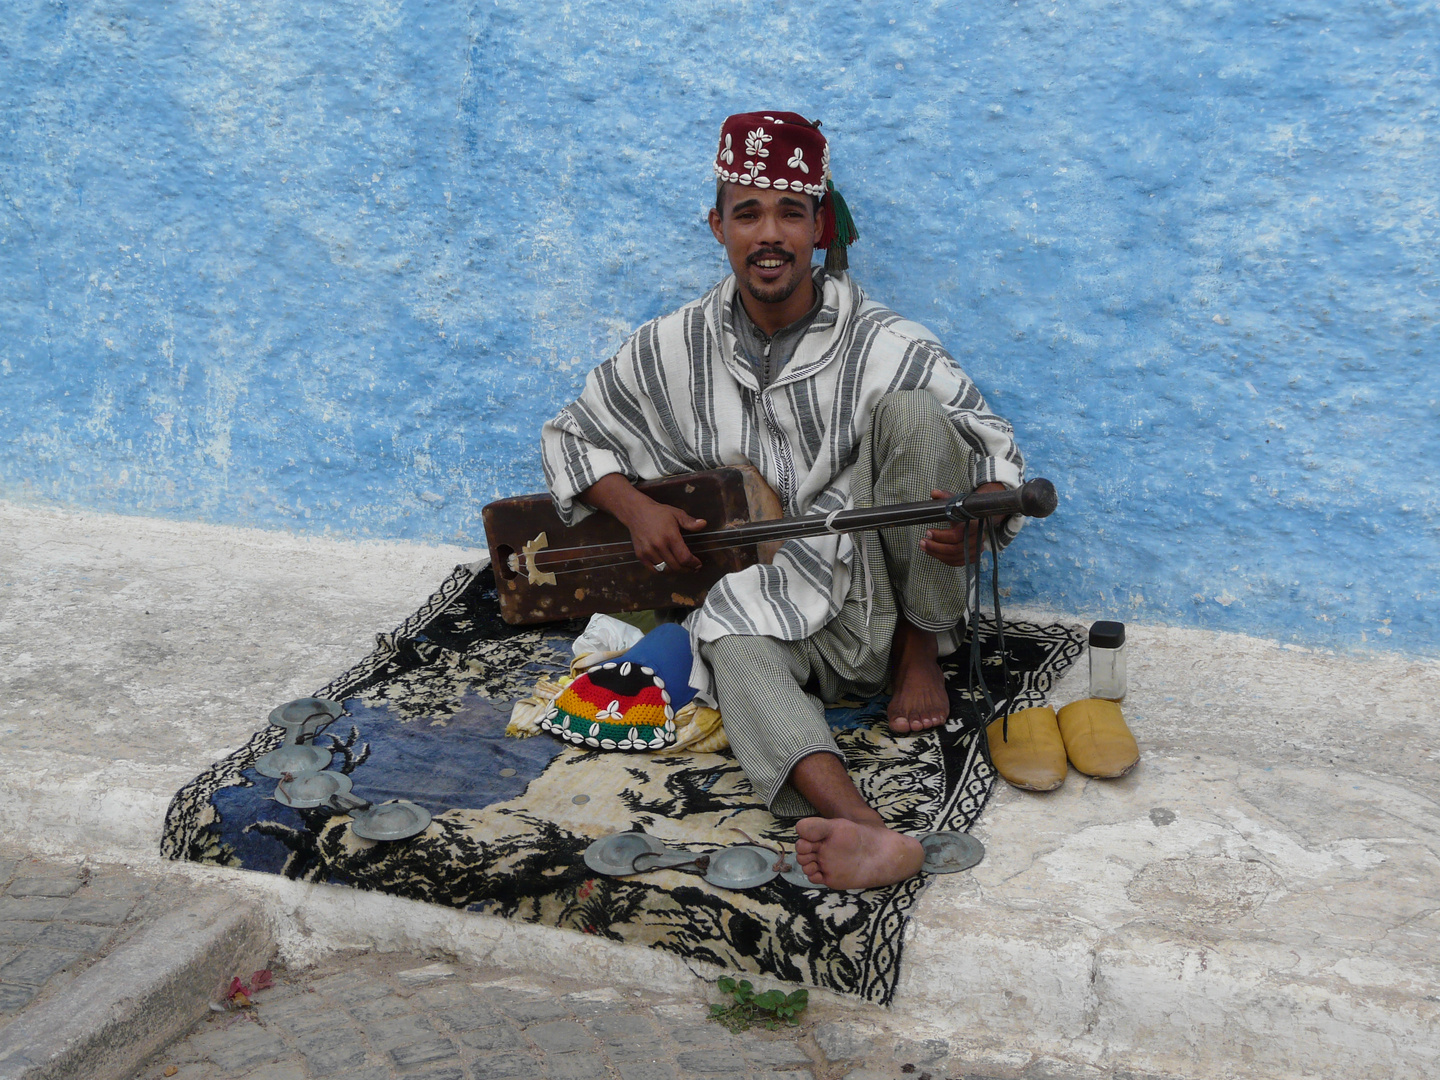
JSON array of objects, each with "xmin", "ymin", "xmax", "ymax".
[{"xmin": 481, "ymin": 465, "xmax": 1057, "ymax": 626}]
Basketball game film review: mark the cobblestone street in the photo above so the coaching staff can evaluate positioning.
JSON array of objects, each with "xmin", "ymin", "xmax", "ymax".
[
  {"xmin": 130, "ymin": 950, "xmax": 932, "ymax": 1080},
  {"xmin": 0, "ymin": 848, "xmax": 185, "ymax": 1022}
]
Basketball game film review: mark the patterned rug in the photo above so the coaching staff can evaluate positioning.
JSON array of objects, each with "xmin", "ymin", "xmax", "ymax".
[{"xmin": 162, "ymin": 563, "xmax": 1083, "ymax": 1004}]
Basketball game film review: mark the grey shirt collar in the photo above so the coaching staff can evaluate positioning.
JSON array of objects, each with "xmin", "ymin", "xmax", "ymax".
[{"xmin": 731, "ymin": 271, "xmax": 825, "ymax": 389}]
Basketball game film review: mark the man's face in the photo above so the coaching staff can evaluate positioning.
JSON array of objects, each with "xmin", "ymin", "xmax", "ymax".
[{"xmin": 708, "ymin": 186, "xmax": 825, "ymax": 306}]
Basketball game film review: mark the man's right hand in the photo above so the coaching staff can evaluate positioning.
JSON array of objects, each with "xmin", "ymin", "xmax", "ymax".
[{"xmin": 579, "ymin": 473, "xmax": 707, "ymax": 573}]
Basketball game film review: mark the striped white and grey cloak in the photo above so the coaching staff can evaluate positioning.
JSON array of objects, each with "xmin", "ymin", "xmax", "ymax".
[{"xmin": 541, "ymin": 271, "xmax": 1025, "ymax": 700}]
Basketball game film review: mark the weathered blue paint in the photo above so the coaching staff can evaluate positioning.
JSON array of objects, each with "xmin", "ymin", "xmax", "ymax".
[{"xmin": 1, "ymin": 1, "xmax": 1436, "ymax": 654}]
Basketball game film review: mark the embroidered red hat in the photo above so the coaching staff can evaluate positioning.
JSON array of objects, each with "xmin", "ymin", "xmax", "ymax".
[
  {"xmin": 713, "ymin": 110, "xmax": 859, "ymax": 269},
  {"xmin": 714, "ymin": 111, "xmax": 829, "ymax": 196}
]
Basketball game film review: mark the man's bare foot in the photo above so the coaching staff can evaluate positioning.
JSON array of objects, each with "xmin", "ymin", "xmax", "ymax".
[
  {"xmin": 888, "ymin": 619, "xmax": 949, "ymax": 734},
  {"xmin": 794, "ymin": 817, "xmax": 925, "ymax": 890}
]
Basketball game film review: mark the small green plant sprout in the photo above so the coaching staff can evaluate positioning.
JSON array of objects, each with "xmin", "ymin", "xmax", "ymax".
[{"xmin": 708, "ymin": 975, "xmax": 809, "ymax": 1032}]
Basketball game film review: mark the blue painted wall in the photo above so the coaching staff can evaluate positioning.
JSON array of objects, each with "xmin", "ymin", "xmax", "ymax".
[{"xmin": 2, "ymin": 0, "xmax": 1436, "ymax": 654}]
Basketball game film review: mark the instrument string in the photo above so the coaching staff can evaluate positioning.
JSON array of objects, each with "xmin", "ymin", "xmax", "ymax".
[
  {"xmin": 516, "ymin": 501, "xmax": 964, "ymax": 577},
  {"xmin": 524, "ymin": 517, "xmax": 942, "ymax": 576},
  {"xmin": 527, "ymin": 503, "xmax": 948, "ymax": 560}
]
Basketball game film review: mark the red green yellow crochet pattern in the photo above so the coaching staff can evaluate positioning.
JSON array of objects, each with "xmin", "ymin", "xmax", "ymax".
[{"xmin": 540, "ymin": 660, "xmax": 676, "ymax": 751}]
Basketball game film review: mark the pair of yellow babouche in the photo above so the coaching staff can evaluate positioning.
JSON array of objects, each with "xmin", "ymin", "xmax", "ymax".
[{"xmin": 985, "ymin": 698, "xmax": 1139, "ymax": 791}]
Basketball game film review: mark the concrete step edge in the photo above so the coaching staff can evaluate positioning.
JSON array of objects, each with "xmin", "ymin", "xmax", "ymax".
[{"xmin": 0, "ymin": 892, "xmax": 274, "ymax": 1080}]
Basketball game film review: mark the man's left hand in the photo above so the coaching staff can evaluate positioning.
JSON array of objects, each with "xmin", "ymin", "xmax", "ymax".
[{"xmin": 919, "ymin": 483, "xmax": 1007, "ymax": 566}]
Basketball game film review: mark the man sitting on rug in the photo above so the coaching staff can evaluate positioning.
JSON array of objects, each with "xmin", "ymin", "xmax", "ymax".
[{"xmin": 541, "ymin": 111, "xmax": 1025, "ymax": 890}]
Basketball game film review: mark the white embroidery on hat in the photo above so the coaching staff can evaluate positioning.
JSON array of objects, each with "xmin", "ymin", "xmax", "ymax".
[
  {"xmin": 745, "ymin": 127, "xmax": 772, "ymax": 158},
  {"xmin": 744, "ymin": 158, "xmax": 765, "ymax": 179},
  {"xmin": 787, "ymin": 147, "xmax": 809, "ymax": 173},
  {"xmin": 718, "ymin": 133, "xmax": 734, "ymax": 165},
  {"xmin": 713, "ymin": 162, "xmax": 823, "ymax": 195}
]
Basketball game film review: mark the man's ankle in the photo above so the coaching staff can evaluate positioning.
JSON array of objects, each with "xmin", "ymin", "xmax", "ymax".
[
  {"xmin": 892, "ymin": 617, "xmax": 938, "ymax": 657},
  {"xmin": 837, "ymin": 806, "xmax": 887, "ymax": 828}
]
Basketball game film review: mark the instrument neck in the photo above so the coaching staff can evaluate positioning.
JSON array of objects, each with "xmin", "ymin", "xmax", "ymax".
[{"xmin": 683, "ymin": 499, "xmax": 958, "ymax": 553}]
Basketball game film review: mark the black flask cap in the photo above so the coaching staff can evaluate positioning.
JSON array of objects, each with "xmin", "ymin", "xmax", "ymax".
[{"xmin": 1089, "ymin": 621, "xmax": 1126, "ymax": 649}]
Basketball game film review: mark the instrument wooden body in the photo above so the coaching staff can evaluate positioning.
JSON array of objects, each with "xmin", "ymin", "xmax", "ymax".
[
  {"xmin": 482, "ymin": 468, "xmax": 1058, "ymax": 627},
  {"xmin": 482, "ymin": 466, "xmax": 782, "ymax": 625}
]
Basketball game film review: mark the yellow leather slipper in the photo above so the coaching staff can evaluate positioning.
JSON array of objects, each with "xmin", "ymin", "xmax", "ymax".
[
  {"xmin": 1056, "ymin": 698, "xmax": 1140, "ymax": 778},
  {"xmin": 986, "ymin": 706, "xmax": 1068, "ymax": 792}
]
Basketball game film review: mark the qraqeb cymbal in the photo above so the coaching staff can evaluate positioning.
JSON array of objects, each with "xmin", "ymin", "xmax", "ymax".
[
  {"xmin": 348, "ymin": 799, "xmax": 432, "ymax": 842},
  {"xmin": 267, "ymin": 697, "xmax": 344, "ymax": 741},
  {"xmin": 702, "ymin": 845, "xmax": 779, "ymax": 890},
  {"xmin": 583, "ymin": 832, "xmax": 667, "ymax": 876},
  {"xmin": 918, "ymin": 831, "xmax": 985, "ymax": 873},
  {"xmin": 273, "ymin": 770, "xmax": 353, "ymax": 808},
  {"xmin": 254, "ymin": 742, "xmax": 332, "ymax": 779}
]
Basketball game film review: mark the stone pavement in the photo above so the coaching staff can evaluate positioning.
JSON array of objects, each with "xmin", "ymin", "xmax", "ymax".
[
  {"xmin": 129, "ymin": 950, "xmax": 945, "ymax": 1080},
  {"xmin": 0, "ymin": 846, "xmax": 182, "ymax": 1022}
]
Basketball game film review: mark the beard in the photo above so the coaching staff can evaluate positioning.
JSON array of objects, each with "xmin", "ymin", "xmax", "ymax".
[{"xmin": 742, "ymin": 251, "xmax": 807, "ymax": 305}]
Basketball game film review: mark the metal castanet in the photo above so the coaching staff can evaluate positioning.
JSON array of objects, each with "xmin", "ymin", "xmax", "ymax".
[{"xmin": 481, "ymin": 471, "xmax": 1057, "ymax": 626}]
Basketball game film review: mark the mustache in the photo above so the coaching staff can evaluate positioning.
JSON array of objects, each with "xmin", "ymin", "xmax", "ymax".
[{"xmin": 746, "ymin": 247, "xmax": 795, "ymax": 266}]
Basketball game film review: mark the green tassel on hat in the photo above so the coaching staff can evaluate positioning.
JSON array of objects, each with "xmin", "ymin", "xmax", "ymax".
[{"xmin": 824, "ymin": 179, "xmax": 859, "ymax": 274}]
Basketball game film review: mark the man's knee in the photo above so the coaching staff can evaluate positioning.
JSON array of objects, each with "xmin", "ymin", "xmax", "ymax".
[
  {"xmin": 702, "ymin": 633, "xmax": 787, "ymax": 681},
  {"xmin": 869, "ymin": 390, "xmax": 948, "ymax": 441},
  {"xmin": 869, "ymin": 390, "xmax": 970, "ymax": 480},
  {"xmin": 701, "ymin": 634, "xmax": 755, "ymax": 669}
]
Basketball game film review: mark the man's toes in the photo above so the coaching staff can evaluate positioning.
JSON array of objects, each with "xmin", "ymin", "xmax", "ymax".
[
  {"xmin": 889, "ymin": 714, "xmax": 912, "ymax": 734},
  {"xmin": 796, "ymin": 847, "xmax": 824, "ymax": 883},
  {"xmin": 795, "ymin": 817, "xmax": 834, "ymax": 844}
]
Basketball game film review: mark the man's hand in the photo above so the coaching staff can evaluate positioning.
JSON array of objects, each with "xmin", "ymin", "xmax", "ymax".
[
  {"xmin": 919, "ymin": 483, "xmax": 1007, "ymax": 566},
  {"xmin": 622, "ymin": 500, "xmax": 707, "ymax": 573},
  {"xmin": 579, "ymin": 473, "xmax": 707, "ymax": 573}
]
